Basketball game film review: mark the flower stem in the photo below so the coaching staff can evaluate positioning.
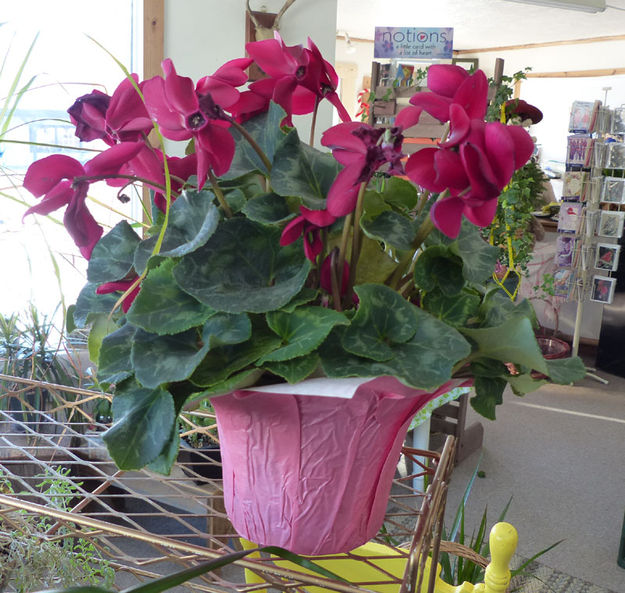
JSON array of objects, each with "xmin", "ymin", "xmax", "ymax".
[
  {"xmin": 208, "ymin": 169, "xmax": 232, "ymax": 218},
  {"xmin": 329, "ymin": 248, "xmax": 343, "ymax": 312},
  {"xmin": 74, "ymin": 174, "xmax": 167, "ymax": 190},
  {"xmin": 345, "ymin": 183, "xmax": 367, "ymax": 305},
  {"xmin": 337, "ymin": 212, "xmax": 353, "ymax": 285},
  {"xmin": 230, "ymin": 119, "xmax": 272, "ymax": 172},
  {"xmin": 309, "ymin": 97, "xmax": 320, "ymax": 146}
]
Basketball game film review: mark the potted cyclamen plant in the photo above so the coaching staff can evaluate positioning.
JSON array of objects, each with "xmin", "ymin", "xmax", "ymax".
[{"xmin": 22, "ymin": 35, "xmax": 585, "ymax": 555}]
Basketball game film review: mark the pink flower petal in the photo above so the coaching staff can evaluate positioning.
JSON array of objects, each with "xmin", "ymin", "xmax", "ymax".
[
  {"xmin": 162, "ymin": 59, "xmax": 199, "ymax": 115},
  {"xmin": 196, "ymin": 123, "xmax": 235, "ymax": 180},
  {"xmin": 395, "ymin": 105, "xmax": 422, "ymax": 131},
  {"xmin": 405, "ymin": 148, "xmax": 445, "ymax": 192},
  {"xmin": 23, "ymin": 155, "xmax": 84, "ymax": 196},
  {"xmin": 320, "ymin": 255, "xmax": 349, "ymax": 296},
  {"xmin": 464, "ymin": 197, "xmax": 499, "ymax": 228},
  {"xmin": 460, "ymin": 143, "xmax": 499, "ymax": 201},
  {"xmin": 280, "ymin": 216, "xmax": 305, "ymax": 246},
  {"xmin": 84, "ymin": 141, "xmax": 144, "ymax": 178},
  {"xmin": 433, "ymin": 149, "xmax": 469, "ymax": 190},
  {"xmin": 63, "ymin": 185, "xmax": 103, "ymax": 258},
  {"xmin": 143, "ymin": 76, "xmax": 189, "ymax": 138},
  {"xmin": 325, "ymin": 91, "xmax": 352, "ymax": 123},
  {"xmin": 427, "ymin": 64, "xmax": 469, "ymax": 98},
  {"xmin": 326, "ymin": 165, "xmax": 362, "ymax": 217},
  {"xmin": 505, "ymin": 124, "xmax": 535, "ymax": 169},
  {"xmin": 246, "ymin": 38, "xmax": 297, "ymax": 78},
  {"xmin": 440, "ymin": 103, "xmax": 470, "ymax": 148},
  {"xmin": 408, "ymin": 92, "xmax": 453, "ymax": 123},
  {"xmin": 106, "ymin": 76, "xmax": 152, "ymax": 140},
  {"xmin": 321, "ymin": 122, "xmax": 367, "ymax": 153},
  {"xmin": 24, "ymin": 180, "xmax": 74, "ymax": 217},
  {"xmin": 430, "ymin": 196, "xmax": 465, "ymax": 238},
  {"xmin": 453, "ymin": 70, "xmax": 488, "ymax": 120},
  {"xmin": 484, "ymin": 122, "xmax": 515, "ymax": 189},
  {"xmin": 300, "ymin": 207, "xmax": 336, "ymax": 227},
  {"xmin": 303, "ymin": 229, "xmax": 323, "ymax": 261},
  {"xmin": 290, "ymin": 84, "xmax": 317, "ymax": 115}
]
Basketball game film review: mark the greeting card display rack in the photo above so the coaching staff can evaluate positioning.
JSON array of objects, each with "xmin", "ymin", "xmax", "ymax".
[{"xmin": 555, "ymin": 101, "xmax": 625, "ymax": 364}]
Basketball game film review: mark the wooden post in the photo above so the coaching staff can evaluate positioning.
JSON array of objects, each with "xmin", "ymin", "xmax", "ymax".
[{"xmin": 142, "ymin": 0, "xmax": 164, "ymax": 227}]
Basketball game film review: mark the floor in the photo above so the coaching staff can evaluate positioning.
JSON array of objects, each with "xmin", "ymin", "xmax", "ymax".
[{"xmin": 442, "ymin": 366, "xmax": 625, "ymax": 592}]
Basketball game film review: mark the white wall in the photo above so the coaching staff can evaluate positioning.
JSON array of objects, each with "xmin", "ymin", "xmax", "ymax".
[{"xmin": 163, "ymin": 0, "xmax": 338, "ymax": 147}]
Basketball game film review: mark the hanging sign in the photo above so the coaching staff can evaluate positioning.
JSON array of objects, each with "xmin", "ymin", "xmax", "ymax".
[{"xmin": 374, "ymin": 27, "xmax": 454, "ymax": 59}]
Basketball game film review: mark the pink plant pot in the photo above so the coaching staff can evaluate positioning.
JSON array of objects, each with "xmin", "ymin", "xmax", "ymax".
[{"xmin": 212, "ymin": 376, "xmax": 464, "ymax": 555}]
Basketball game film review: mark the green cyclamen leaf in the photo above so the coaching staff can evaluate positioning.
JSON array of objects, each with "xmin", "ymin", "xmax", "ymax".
[
  {"xmin": 360, "ymin": 210, "xmax": 416, "ymax": 251},
  {"xmin": 74, "ymin": 282, "xmax": 118, "ymax": 327},
  {"xmin": 544, "ymin": 355, "xmax": 586, "ymax": 384},
  {"xmin": 127, "ymin": 260, "xmax": 215, "ymax": 335},
  {"xmin": 461, "ymin": 316, "xmax": 549, "ymax": 375},
  {"xmin": 242, "ymin": 192, "xmax": 294, "ymax": 224},
  {"xmin": 452, "ymin": 220, "xmax": 500, "ymax": 284},
  {"xmin": 422, "ymin": 289, "xmax": 481, "ymax": 327},
  {"xmin": 321, "ymin": 309, "xmax": 471, "ymax": 391},
  {"xmin": 174, "ymin": 218, "xmax": 311, "ymax": 313},
  {"xmin": 132, "ymin": 313, "xmax": 251, "ymax": 388},
  {"xmin": 97, "ymin": 323, "xmax": 136, "ymax": 386},
  {"xmin": 342, "ymin": 284, "xmax": 418, "ymax": 361},
  {"xmin": 261, "ymin": 353, "xmax": 320, "ymax": 384},
  {"xmin": 413, "ymin": 245, "xmax": 465, "ymax": 296},
  {"xmin": 88, "ymin": 220, "xmax": 141, "ymax": 283},
  {"xmin": 261, "ymin": 306, "xmax": 348, "ymax": 363},
  {"xmin": 104, "ymin": 382, "xmax": 176, "ymax": 470},
  {"xmin": 223, "ymin": 101, "xmax": 287, "ymax": 179},
  {"xmin": 271, "ymin": 128, "xmax": 341, "ymax": 209},
  {"xmin": 470, "ymin": 376, "xmax": 507, "ymax": 420},
  {"xmin": 133, "ymin": 190, "xmax": 220, "ymax": 274}
]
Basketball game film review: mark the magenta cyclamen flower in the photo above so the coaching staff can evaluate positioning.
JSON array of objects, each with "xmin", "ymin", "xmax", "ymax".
[
  {"xmin": 234, "ymin": 34, "xmax": 350, "ymax": 124},
  {"xmin": 280, "ymin": 206, "xmax": 336, "ymax": 261},
  {"xmin": 405, "ymin": 106, "xmax": 534, "ymax": 238},
  {"xmin": 142, "ymin": 58, "xmax": 250, "ymax": 187},
  {"xmin": 105, "ymin": 75, "xmax": 154, "ymax": 143},
  {"xmin": 23, "ymin": 142, "xmax": 143, "ymax": 258},
  {"xmin": 68, "ymin": 89, "xmax": 112, "ymax": 144},
  {"xmin": 321, "ymin": 122, "xmax": 404, "ymax": 217},
  {"xmin": 408, "ymin": 65, "xmax": 489, "ymax": 123}
]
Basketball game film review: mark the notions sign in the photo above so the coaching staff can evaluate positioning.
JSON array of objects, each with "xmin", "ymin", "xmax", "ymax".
[{"xmin": 374, "ymin": 27, "xmax": 453, "ymax": 59}]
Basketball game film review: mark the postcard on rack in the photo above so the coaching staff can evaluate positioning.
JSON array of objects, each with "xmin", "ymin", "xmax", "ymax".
[
  {"xmin": 606, "ymin": 143, "xmax": 625, "ymax": 170},
  {"xmin": 569, "ymin": 100, "xmax": 600, "ymax": 134},
  {"xmin": 597, "ymin": 210, "xmax": 625, "ymax": 239},
  {"xmin": 590, "ymin": 275, "xmax": 616, "ymax": 304},
  {"xmin": 556, "ymin": 235, "xmax": 575, "ymax": 267},
  {"xmin": 562, "ymin": 171, "xmax": 585, "ymax": 201},
  {"xmin": 553, "ymin": 268, "xmax": 575, "ymax": 298},
  {"xmin": 394, "ymin": 64, "xmax": 415, "ymax": 87},
  {"xmin": 566, "ymin": 135, "xmax": 594, "ymax": 168},
  {"xmin": 600, "ymin": 177, "xmax": 625, "ymax": 205},
  {"xmin": 557, "ymin": 202, "xmax": 583, "ymax": 233},
  {"xmin": 595, "ymin": 243, "xmax": 621, "ymax": 272}
]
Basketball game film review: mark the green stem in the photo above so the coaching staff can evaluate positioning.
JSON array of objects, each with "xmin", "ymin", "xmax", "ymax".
[
  {"xmin": 309, "ymin": 97, "xmax": 320, "ymax": 146},
  {"xmin": 230, "ymin": 119, "xmax": 272, "ymax": 172},
  {"xmin": 208, "ymin": 169, "xmax": 232, "ymax": 218},
  {"xmin": 74, "ymin": 174, "xmax": 167, "ymax": 190},
  {"xmin": 416, "ymin": 190, "xmax": 430, "ymax": 215},
  {"xmin": 337, "ymin": 212, "xmax": 353, "ymax": 286},
  {"xmin": 345, "ymin": 183, "xmax": 367, "ymax": 306},
  {"xmin": 329, "ymin": 249, "xmax": 343, "ymax": 312}
]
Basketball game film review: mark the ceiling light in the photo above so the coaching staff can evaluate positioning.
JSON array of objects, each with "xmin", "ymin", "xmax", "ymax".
[{"xmin": 504, "ymin": 0, "xmax": 606, "ymax": 12}]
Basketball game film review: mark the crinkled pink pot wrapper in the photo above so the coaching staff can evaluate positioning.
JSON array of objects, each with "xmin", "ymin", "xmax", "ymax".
[{"xmin": 212, "ymin": 376, "xmax": 469, "ymax": 555}]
